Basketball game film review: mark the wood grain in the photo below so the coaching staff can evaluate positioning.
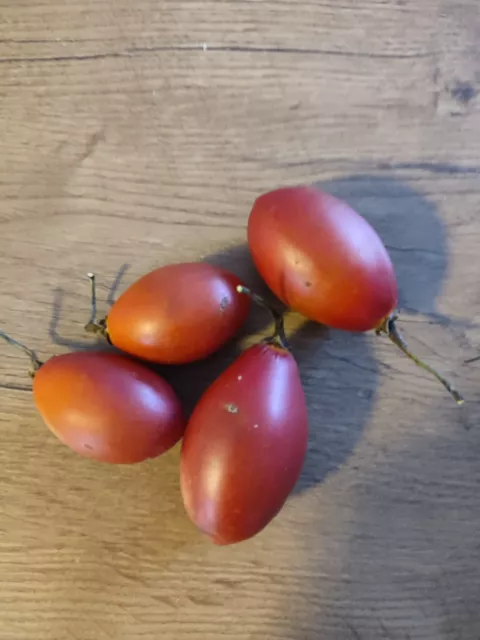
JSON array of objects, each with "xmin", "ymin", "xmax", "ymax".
[{"xmin": 0, "ymin": 1, "xmax": 480, "ymax": 638}]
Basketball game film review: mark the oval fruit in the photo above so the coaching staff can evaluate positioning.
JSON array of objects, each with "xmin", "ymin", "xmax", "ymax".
[
  {"xmin": 33, "ymin": 351, "xmax": 185, "ymax": 463},
  {"xmin": 105, "ymin": 263, "xmax": 251, "ymax": 364},
  {"xmin": 180, "ymin": 340, "xmax": 308, "ymax": 545},
  {"xmin": 247, "ymin": 185, "xmax": 398, "ymax": 332},
  {"xmin": 247, "ymin": 186, "xmax": 463, "ymax": 404}
]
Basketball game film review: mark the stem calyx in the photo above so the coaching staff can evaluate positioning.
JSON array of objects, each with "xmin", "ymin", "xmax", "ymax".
[
  {"xmin": 0, "ymin": 331, "xmax": 43, "ymax": 378},
  {"xmin": 236, "ymin": 285, "xmax": 290, "ymax": 351}
]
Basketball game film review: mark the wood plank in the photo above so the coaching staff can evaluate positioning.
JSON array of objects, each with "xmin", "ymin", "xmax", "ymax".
[{"xmin": 0, "ymin": 1, "xmax": 479, "ymax": 638}]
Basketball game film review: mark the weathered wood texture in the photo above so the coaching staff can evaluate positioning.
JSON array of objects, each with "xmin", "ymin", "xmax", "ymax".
[{"xmin": 0, "ymin": 1, "xmax": 479, "ymax": 638}]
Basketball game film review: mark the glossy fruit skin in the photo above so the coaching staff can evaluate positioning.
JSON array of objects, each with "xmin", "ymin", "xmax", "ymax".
[
  {"xmin": 33, "ymin": 352, "xmax": 185, "ymax": 464},
  {"xmin": 247, "ymin": 186, "xmax": 398, "ymax": 332},
  {"xmin": 106, "ymin": 263, "xmax": 251, "ymax": 365},
  {"xmin": 180, "ymin": 343, "xmax": 308, "ymax": 545}
]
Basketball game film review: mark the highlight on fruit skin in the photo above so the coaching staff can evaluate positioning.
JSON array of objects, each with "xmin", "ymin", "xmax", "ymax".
[
  {"xmin": 84, "ymin": 263, "xmax": 251, "ymax": 365},
  {"xmin": 0, "ymin": 330, "xmax": 186, "ymax": 464},
  {"xmin": 247, "ymin": 185, "xmax": 464, "ymax": 405}
]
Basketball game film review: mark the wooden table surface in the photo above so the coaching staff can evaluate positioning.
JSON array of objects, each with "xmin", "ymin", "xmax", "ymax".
[{"xmin": 1, "ymin": 2, "xmax": 480, "ymax": 639}]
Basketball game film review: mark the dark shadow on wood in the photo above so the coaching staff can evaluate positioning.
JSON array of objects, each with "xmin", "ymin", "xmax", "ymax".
[
  {"xmin": 288, "ymin": 174, "xmax": 449, "ymax": 498},
  {"xmin": 106, "ymin": 263, "xmax": 130, "ymax": 306},
  {"xmin": 298, "ymin": 397, "xmax": 480, "ymax": 639},
  {"xmin": 290, "ymin": 174, "xmax": 460, "ymax": 639}
]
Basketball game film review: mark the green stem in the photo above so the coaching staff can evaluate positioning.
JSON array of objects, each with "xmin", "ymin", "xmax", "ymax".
[
  {"xmin": 0, "ymin": 331, "xmax": 43, "ymax": 377},
  {"xmin": 236, "ymin": 285, "xmax": 290, "ymax": 350},
  {"xmin": 376, "ymin": 314, "xmax": 464, "ymax": 405}
]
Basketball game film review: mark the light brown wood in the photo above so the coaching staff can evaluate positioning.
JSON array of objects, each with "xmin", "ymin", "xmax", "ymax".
[{"xmin": 1, "ymin": 1, "xmax": 480, "ymax": 638}]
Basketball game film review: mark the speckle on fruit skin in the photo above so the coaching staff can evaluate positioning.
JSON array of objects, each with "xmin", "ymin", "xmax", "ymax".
[{"xmin": 225, "ymin": 404, "xmax": 239, "ymax": 414}]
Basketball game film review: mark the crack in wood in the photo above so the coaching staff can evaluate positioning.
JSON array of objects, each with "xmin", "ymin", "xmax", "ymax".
[{"xmin": 0, "ymin": 44, "xmax": 436, "ymax": 65}]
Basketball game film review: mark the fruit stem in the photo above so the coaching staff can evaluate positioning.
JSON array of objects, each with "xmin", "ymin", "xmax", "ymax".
[
  {"xmin": 236, "ymin": 285, "xmax": 290, "ymax": 350},
  {"xmin": 0, "ymin": 331, "xmax": 43, "ymax": 377},
  {"xmin": 84, "ymin": 273, "xmax": 108, "ymax": 338},
  {"xmin": 376, "ymin": 314, "xmax": 464, "ymax": 405}
]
